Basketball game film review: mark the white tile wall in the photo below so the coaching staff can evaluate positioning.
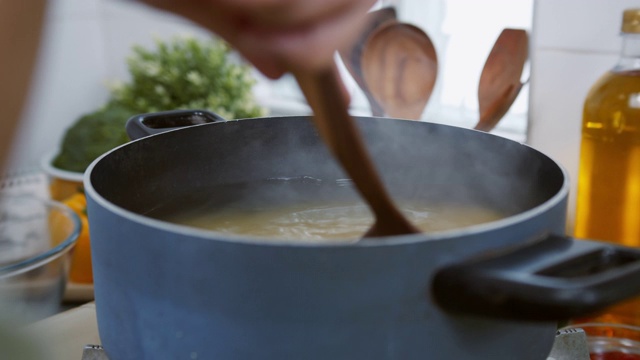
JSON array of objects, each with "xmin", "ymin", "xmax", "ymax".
[
  {"xmin": 533, "ymin": 0, "xmax": 629, "ymax": 53},
  {"xmin": 99, "ymin": 1, "xmax": 213, "ymax": 81},
  {"xmin": 528, "ymin": 0, "xmax": 640, "ymax": 230},
  {"xmin": 46, "ymin": 0, "xmax": 101, "ymax": 21},
  {"xmin": 6, "ymin": 0, "xmax": 214, "ymax": 172},
  {"xmin": 8, "ymin": 0, "xmax": 109, "ymax": 172}
]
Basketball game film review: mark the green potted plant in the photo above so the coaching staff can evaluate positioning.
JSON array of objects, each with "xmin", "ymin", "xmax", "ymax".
[
  {"xmin": 41, "ymin": 102, "xmax": 132, "ymax": 201},
  {"xmin": 108, "ymin": 36, "xmax": 265, "ymax": 119},
  {"xmin": 43, "ymin": 36, "xmax": 265, "ymax": 201}
]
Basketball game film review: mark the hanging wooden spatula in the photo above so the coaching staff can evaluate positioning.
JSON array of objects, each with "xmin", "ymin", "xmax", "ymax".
[
  {"xmin": 339, "ymin": 7, "xmax": 397, "ymax": 117},
  {"xmin": 475, "ymin": 28, "xmax": 528, "ymax": 132}
]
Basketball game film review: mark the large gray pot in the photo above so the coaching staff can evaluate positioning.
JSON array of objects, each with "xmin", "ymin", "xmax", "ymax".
[{"xmin": 84, "ymin": 111, "xmax": 640, "ymax": 360}]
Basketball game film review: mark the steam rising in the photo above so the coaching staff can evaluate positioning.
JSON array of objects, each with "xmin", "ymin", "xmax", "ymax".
[{"xmin": 131, "ymin": 116, "xmax": 563, "ymax": 235}]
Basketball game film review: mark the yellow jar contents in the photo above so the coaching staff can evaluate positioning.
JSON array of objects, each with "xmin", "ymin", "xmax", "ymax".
[
  {"xmin": 575, "ymin": 69, "xmax": 640, "ymax": 245},
  {"xmin": 572, "ymin": 8, "xmax": 640, "ymax": 327}
]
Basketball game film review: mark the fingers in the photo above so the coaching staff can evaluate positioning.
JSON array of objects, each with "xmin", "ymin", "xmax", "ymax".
[
  {"xmin": 217, "ymin": 0, "xmax": 376, "ymax": 29},
  {"xmin": 235, "ymin": 2, "xmax": 372, "ymax": 75}
]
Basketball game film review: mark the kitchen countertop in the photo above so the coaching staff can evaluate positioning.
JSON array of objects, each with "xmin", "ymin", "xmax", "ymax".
[{"xmin": 25, "ymin": 302, "xmax": 100, "ymax": 360}]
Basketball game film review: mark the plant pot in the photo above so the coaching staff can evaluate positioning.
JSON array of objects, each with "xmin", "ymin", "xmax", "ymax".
[{"xmin": 40, "ymin": 152, "xmax": 84, "ymax": 201}]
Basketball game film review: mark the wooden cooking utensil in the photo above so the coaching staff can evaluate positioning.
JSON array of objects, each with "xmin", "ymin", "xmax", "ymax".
[
  {"xmin": 361, "ymin": 23, "xmax": 438, "ymax": 120},
  {"xmin": 294, "ymin": 65, "xmax": 420, "ymax": 237},
  {"xmin": 475, "ymin": 28, "xmax": 528, "ymax": 132},
  {"xmin": 339, "ymin": 7, "xmax": 398, "ymax": 117}
]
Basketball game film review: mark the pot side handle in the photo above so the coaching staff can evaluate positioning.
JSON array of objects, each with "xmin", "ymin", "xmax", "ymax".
[
  {"xmin": 126, "ymin": 110, "xmax": 227, "ymax": 140},
  {"xmin": 432, "ymin": 233, "xmax": 640, "ymax": 321}
]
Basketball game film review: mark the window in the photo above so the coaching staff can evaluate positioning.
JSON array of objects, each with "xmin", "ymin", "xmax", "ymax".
[{"xmin": 253, "ymin": 0, "xmax": 533, "ymax": 141}]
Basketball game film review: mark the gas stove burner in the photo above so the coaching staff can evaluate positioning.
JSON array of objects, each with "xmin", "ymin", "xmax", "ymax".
[
  {"xmin": 549, "ymin": 328, "xmax": 590, "ymax": 360},
  {"xmin": 81, "ymin": 344, "xmax": 108, "ymax": 360},
  {"xmin": 80, "ymin": 328, "xmax": 591, "ymax": 360}
]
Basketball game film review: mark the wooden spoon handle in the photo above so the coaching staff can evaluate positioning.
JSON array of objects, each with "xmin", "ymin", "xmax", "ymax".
[{"xmin": 294, "ymin": 65, "xmax": 419, "ymax": 236}]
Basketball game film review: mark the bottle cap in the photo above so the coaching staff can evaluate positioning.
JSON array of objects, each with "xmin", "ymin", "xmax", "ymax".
[{"xmin": 622, "ymin": 9, "xmax": 640, "ymax": 33}]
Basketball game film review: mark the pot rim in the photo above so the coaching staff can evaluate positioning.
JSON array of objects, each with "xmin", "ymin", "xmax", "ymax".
[{"xmin": 84, "ymin": 118, "xmax": 570, "ymax": 248}]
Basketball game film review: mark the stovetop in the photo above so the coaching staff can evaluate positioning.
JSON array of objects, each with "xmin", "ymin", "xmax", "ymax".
[
  {"xmin": 25, "ymin": 302, "xmax": 591, "ymax": 360},
  {"xmin": 79, "ymin": 329, "xmax": 590, "ymax": 360},
  {"xmin": 78, "ymin": 329, "xmax": 590, "ymax": 360}
]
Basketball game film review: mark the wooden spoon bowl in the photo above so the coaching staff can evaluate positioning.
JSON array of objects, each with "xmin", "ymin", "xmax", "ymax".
[{"xmin": 361, "ymin": 23, "xmax": 438, "ymax": 120}]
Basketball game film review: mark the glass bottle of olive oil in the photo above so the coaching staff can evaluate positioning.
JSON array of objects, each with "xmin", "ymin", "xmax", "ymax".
[{"xmin": 573, "ymin": 8, "xmax": 640, "ymax": 325}]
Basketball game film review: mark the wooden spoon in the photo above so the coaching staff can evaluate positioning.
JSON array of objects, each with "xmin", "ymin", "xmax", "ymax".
[
  {"xmin": 361, "ymin": 23, "xmax": 438, "ymax": 120},
  {"xmin": 475, "ymin": 28, "xmax": 528, "ymax": 132},
  {"xmin": 294, "ymin": 65, "xmax": 420, "ymax": 237},
  {"xmin": 339, "ymin": 7, "xmax": 397, "ymax": 117}
]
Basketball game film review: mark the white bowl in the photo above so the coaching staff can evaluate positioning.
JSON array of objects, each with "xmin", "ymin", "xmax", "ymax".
[{"xmin": 39, "ymin": 152, "xmax": 84, "ymax": 183}]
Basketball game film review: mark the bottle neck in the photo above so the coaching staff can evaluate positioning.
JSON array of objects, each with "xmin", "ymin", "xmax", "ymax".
[{"xmin": 615, "ymin": 33, "xmax": 640, "ymax": 71}]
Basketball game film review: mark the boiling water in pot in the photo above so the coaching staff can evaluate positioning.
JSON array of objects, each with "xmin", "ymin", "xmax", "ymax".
[
  {"xmin": 166, "ymin": 200, "xmax": 503, "ymax": 241},
  {"xmin": 149, "ymin": 177, "xmax": 504, "ymax": 242}
]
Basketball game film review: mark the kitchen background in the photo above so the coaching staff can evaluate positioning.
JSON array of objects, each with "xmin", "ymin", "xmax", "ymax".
[{"xmin": 5, "ymin": 0, "xmax": 640, "ymax": 230}]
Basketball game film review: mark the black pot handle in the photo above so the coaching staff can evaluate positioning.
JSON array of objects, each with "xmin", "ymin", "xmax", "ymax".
[
  {"xmin": 126, "ymin": 110, "xmax": 226, "ymax": 140},
  {"xmin": 432, "ymin": 233, "xmax": 640, "ymax": 321}
]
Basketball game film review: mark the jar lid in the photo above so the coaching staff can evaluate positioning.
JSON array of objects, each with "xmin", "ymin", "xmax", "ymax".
[{"xmin": 622, "ymin": 8, "xmax": 640, "ymax": 33}]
